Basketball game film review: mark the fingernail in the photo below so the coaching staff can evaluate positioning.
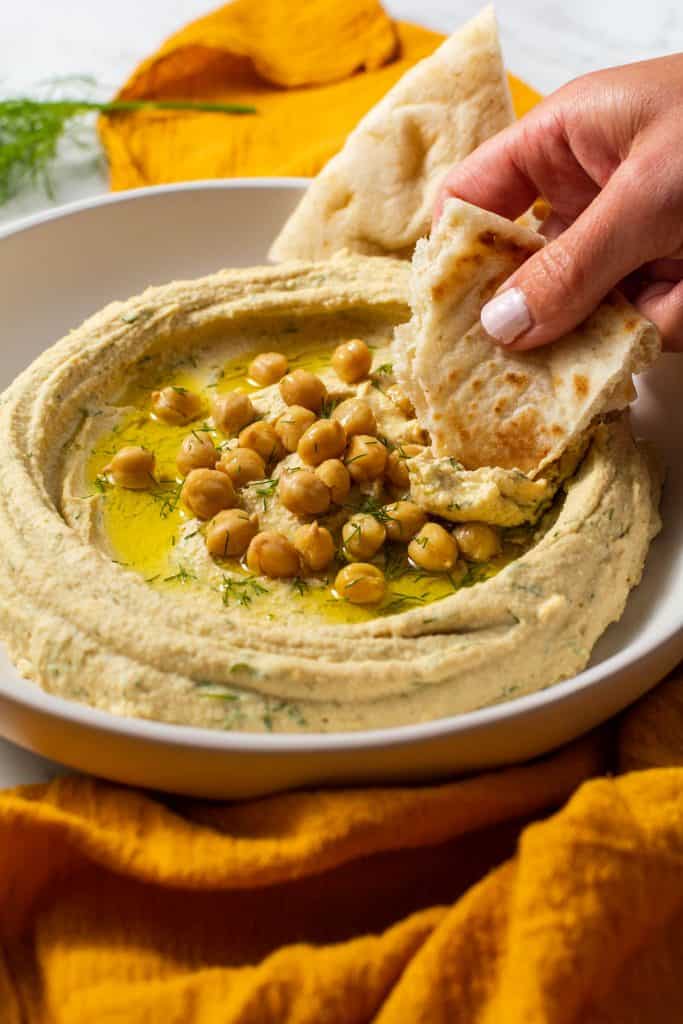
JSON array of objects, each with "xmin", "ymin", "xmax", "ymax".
[{"xmin": 481, "ymin": 288, "xmax": 532, "ymax": 345}]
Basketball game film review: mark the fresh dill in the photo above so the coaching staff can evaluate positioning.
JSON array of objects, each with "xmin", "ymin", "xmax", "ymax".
[
  {"xmin": 382, "ymin": 546, "xmax": 433, "ymax": 584},
  {"xmin": 220, "ymin": 575, "xmax": 269, "ymax": 608},
  {"xmin": 163, "ymin": 565, "xmax": 197, "ymax": 584},
  {"xmin": 320, "ymin": 395, "xmax": 341, "ymax": 419},
  {"xmin": 370, "ymin": 363, "xmax": 393, "ymax": 392},
  {"xmin": 0, "ymin": 96, "xmax": 257, "ymax": 204},
  {"xmin": 250, "ymin": 477, "xmax": 278, "ymax": 510},
  {"xmin": 380, "ymin": 591, "xmax": 429, "ymax": 616},
  {"xmin": 345, "ymin": 494, "xmax": 396, "ymax": 524},
  {"xmin": 230, "ymin": 662, "xmax": 256, "ymax": 676},
  {"xmin": 291, "ymin": 577, "xmax": 309, "ymax": 596},
  {"xmin": 148, "ymin": 480, "xmax": 183, "ymax": 519}
]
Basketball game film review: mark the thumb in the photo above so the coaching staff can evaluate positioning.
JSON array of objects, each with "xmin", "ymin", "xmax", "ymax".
[{"xmin": 480, "ymin": 156, "xmax": 676, "ymax": 350}]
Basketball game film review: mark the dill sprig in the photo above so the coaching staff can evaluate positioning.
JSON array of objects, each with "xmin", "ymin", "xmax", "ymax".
[
  {"xmin": 0, "ymin": 96, "xmax": 257, "ymax": 204},
  {"xmin": 344, "ymin": 494, "xmax": 396, "ymax": 524},
  {"xmin": 220, "ymin": 575, "xmax": 269, "ymax": 608}
]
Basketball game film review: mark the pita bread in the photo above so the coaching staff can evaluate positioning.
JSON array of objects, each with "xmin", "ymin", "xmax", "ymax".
[
  {"xmin": 393, "ymin": 198, "xmax": 661, "ymax": 475},
  {"xmin": 269, "ymin": 6, "xmax": 513, "ymax": 262}
]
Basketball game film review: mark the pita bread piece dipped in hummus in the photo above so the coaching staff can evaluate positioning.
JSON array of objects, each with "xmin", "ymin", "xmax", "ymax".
[
  {"xmin": 393, "ymin": 198, "xmax": 661, "ymax": 476},
  {"xmin": 269, "ymin": 6, "xmax": 513, "ymax": 262}
]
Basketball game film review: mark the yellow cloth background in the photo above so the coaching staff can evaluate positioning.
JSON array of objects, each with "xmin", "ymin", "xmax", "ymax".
[
  {"xmin": 1, "ymin": 677, "xmax": 683, "ymax": 1023},
  {"xmin": 99, "ymin": 0, "xmax": 539, "ymax": 187},
  {"xmin": 3, "ymin": 1, "xmax": 680, "ymax": 1019}
]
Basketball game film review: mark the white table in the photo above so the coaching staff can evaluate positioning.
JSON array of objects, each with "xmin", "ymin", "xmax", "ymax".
[{"xmin": 1, "ymin": 0, "xmax": 682, "ymax": 783}]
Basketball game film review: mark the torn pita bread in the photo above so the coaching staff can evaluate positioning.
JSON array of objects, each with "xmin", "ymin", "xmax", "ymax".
[
  {"xmin": 269, "ymin": 6, "xmax": 513, "ymax": 263},
  {"xmin": 393, "ymin": 198, "xmax": 660, "ymax": 476}
]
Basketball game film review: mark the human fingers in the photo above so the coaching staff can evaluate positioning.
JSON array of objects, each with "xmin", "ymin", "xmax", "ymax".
[{"xmin": 479, "ymin": 146, "xmax": 683, "ymax": 350}]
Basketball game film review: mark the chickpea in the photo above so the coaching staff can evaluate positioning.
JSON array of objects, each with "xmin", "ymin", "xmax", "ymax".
[
  {"xmin": 278, "ymin": 469, "xmax": 331, "ymax": 517},
  {"xmin": 385, "ymin": 451, "xmax": 409, "ymax": 490},
  {"xmin": 151, "ymin": 386, "xmax": 202, "ymax": 425},
  {"xmin": 275, "ymin": 405, "xmax": 316, "ymax": 452},
  {"xmin": 345, "ymin": 434, "xmax": 387, "ymax": 482},
  {"xmin": 385, "ymin": 444, "xmax": 424, "ymax": 490},
  {"xmin": 212, "ymin": 392, "xmax": 255, "ymax": 435},
  {"xmin": 181, "ymin": 468, "xmax": 236, "ymax": 520},
  {"xmin": 452, "ymin": 522, "xmax": 502, "ymax": 563},
  {"xmin": 246, "ymin": 531, "xmax": 301, "ymax": 578},
  {"xmin": 331, "ymin": 339, "xmax": 372, "ymax": 384},
  {"xmin": 342, "ymin": 513, "xmax": 386, "ymax": 561},
  {"xmin": 297, "ymin": 418, "xmax": 346, "ymax": 466},
  {"xmin": 293, "ymin": 521, "xmax": 335, "ymax": 572},
  {"xmin": 332, "ymin": 397, "xmax": 377, "ymax": 437},
  {"xmin": 335, "ymin": 562, "xmax": 386, "ymax": 605},
  {"xmin": 238, "ymin": 421, "xmax": 284, "ymax": 464},
  {"xmin": 176, "ymin": 431, "xmax": 217, "ymax": 476},
  {"xmin": 315, "ymin": 459, "xmax": 350, "ymax": 504},
  {"xmin": 104, "ymin": 446, "xmax": 155, "ymax": 490},
  {"xmin": 248, "ymin": 351, "xmax": 288, "ymax": 386},
  {"xmin": 386, "ymin": 384, "xmax": 415, "ymax": 418},
  {"xmin": 384, "ymin": 501, "xmax": 427, "ymax": 543},
  {"xmin": 217, "ymin": 446, "xmax": 266, "ymax": 487},
  {"xmin": 279, "ymin": 369, "xmax": 327, "ymax": 413},
  {"xmin": 206, "ymin": 509, "xmax": 259, "ymax": 558},
  {"xmin": 408, "ymin": 523, "xmax": 459, "ymax": 572}
]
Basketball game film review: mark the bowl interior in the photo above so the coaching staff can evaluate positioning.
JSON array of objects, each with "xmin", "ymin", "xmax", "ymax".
[{"xmin": 0, "ymin": 180, "xmax": 681, "ymax": 791}]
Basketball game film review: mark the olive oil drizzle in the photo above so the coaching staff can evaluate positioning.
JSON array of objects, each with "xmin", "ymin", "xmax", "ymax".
[{"xmin": 85, "ymin": 330, "xmax": 540, "ymax": 624}]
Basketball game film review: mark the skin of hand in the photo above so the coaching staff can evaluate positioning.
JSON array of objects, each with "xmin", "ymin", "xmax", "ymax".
[{"xmin": 435, "ymin": 55, "xmax": 683, "ymax": 351}]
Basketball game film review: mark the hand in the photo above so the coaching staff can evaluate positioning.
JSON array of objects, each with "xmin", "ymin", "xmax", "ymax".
[{"xmin": 435, "ymin": 55, "xmax": 683, "ymax": 351}]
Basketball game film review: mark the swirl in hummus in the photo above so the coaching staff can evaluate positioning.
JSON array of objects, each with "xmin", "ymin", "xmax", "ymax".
[{"xmin": 0, "ymin": 256, "xmax": 661, "ymax": 732}]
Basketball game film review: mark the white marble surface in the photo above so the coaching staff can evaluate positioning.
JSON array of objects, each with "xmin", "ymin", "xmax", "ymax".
[{"xmin": 0, "ymin": 0, "xmax": 682, "ymax": 785}]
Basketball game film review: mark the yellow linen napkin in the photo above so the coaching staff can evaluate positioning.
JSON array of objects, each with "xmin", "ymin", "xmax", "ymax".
[
  {"xmin": 99, "ymin": 0, "xmax": 539, "ymax": 187},
  {"xmin": 0, "ymin": 686, "xmax": 682, "ymax": 1023}
]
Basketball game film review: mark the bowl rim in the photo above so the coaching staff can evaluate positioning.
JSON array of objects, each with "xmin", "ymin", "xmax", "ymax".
[
  {"xmin": 0, "ymin": 177, "xmax": 311, "ymax": 240},
  {"xmin": 0, "ymin": 178, "xmax": 679, "ymax": 754}
]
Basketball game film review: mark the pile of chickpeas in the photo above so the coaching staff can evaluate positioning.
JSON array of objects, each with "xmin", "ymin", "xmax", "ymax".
[{"xmin": 103, "ymin": 339, "xmax": 502, "ymax": 607}]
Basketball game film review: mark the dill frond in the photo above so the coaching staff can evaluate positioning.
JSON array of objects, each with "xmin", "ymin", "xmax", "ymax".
[{"xmin": 0, "ymin": 96, "xmax": 256, "ymax": 204}]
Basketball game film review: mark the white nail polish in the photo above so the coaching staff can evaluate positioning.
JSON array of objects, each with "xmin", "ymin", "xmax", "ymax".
[{"xmin": 481, "ymin": 288, "xmax": 532, "ymax": 345}]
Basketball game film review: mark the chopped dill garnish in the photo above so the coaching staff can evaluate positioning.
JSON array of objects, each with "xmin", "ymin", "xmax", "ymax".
[
  {"xmin": 345, "ymin": 494, "xmax": 396, "ymax": 524},
  {"xmin": 250, "ymin": 477, "xmax": 278, "ymax": 510},
  {"xmin": 93, "ymin": 473, "xmax": 109, "ymax": 494},
  {"xmin": 220, "ymin": 575, "xmax": 269, "ymax": 608},
  {"xmin": 380, "ymin": 591, "xmax": 428, "ymax": 615},
  {"xmin": 148, "ymin": 481, "xmax": 183, "ymax": 519},
  {"xmin": 230, "ymin": 662, "xmax": 256, "ymax": 676},
  {"xmin": 163, "ymin": 565, "xmax": 197, "ymax": 584},
  {"xmin": 291, "ymin": 577, "xmax": 308, "ymax": 596},
  {"xmin": 320, "ymin": 396, "xmax": 341, "ymax": 419}
]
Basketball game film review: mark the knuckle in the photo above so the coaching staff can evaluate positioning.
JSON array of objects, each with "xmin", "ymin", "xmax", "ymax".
[{"xmin": 526, "ymin": 240, "xmax": 586, "ymax": 313}]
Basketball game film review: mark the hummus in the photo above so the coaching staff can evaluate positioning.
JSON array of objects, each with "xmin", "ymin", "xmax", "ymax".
[{"xmin": 0, "ymin": 256, "xmax": 661, "ymax": 733}]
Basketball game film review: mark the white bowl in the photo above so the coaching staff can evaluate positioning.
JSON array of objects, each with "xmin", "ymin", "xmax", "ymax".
[{"xmin": 0, "ymin": 180, "xmax": 681, "ymax": 798}]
